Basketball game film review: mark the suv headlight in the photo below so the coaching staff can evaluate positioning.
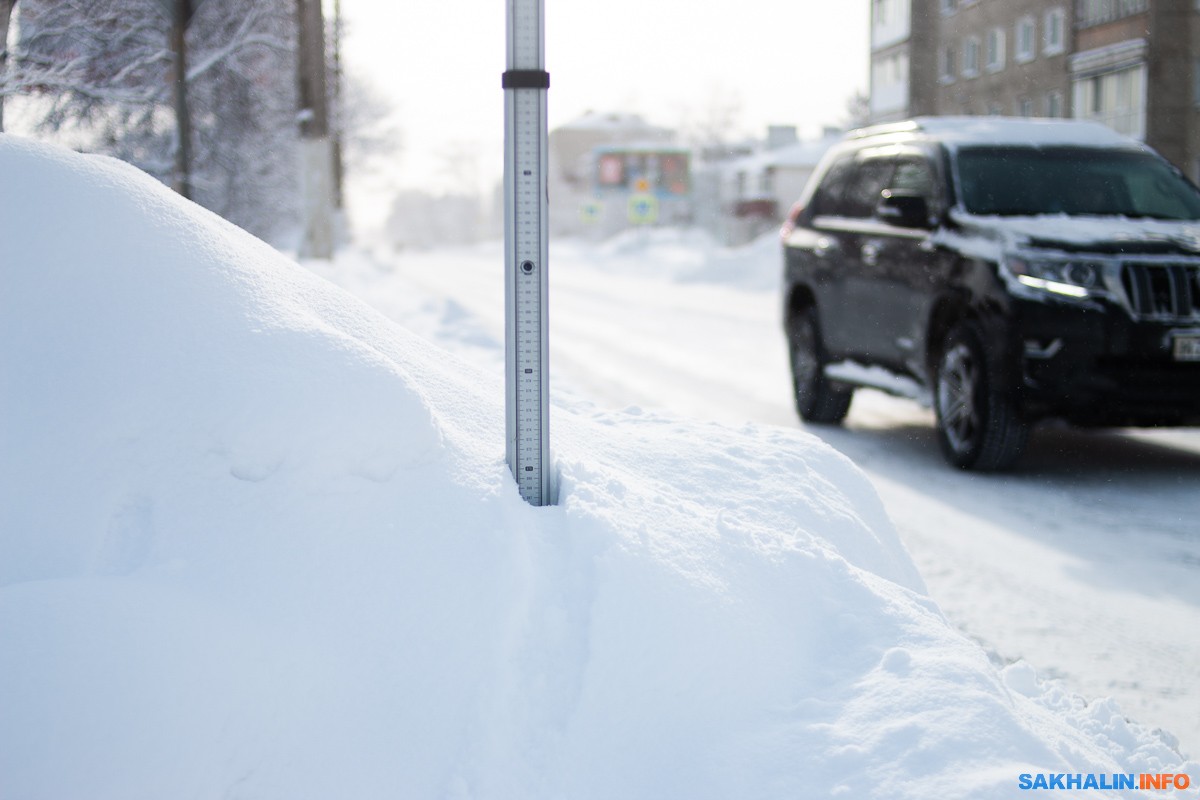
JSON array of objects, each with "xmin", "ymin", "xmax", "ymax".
[{"xmin": 1003, "ymin": 254, "xmax": 1105, "ymax": 299}]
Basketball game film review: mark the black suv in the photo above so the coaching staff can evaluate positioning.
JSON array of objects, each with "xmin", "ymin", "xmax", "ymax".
[{"xmin": 781, "ymin": 117, "xmax": 1200, "ymax": 470}]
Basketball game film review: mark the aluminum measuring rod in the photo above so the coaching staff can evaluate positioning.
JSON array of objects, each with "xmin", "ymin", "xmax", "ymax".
[{"xmin": 503, "ymin": 0, "xmax": 551, "ymax": 506}]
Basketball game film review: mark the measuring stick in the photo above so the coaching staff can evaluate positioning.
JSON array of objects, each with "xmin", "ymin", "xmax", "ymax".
[{"xmin": 503, "ymin": 0, "xmax": 551, "ymax": 506}]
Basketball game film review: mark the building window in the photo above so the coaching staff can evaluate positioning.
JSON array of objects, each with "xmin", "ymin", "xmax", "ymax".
[
  {"xmin": 1072, "ymin": 64, "xmax": 1147, "ymax": 140},
  {"xmin": 1047, "ymin": 90, "xmax": 1064, "ymax": 118},
  {"xmin": 1017, "ymin": 98, "xmax": 1034, "ymax": 117},
  {"xmin": 872, "ymin": 0, "xmax": 911, "ymax": 50},
  {"xmin": 963, "ymin": 36, "xmax": 981, "ymax": 78},
  {"xmin": 940, "ymin": 46, "xmax": 957, "ymax": 84},
  {"xmin": 1015, "ymin": 16, "xmax": 1036, "ymax": 63},
  {"xmin": 1078, "ymin": 0, "xmax": 1148, "ymax": 29},
  {"xmin": 986, "ymin": 27, "xmax": 1006, "ymax": 73},
  {"xmin": 1044, "ymin": 8, "xmax": 1066, "ymax": 56},
  {"xmin": 940, "ymin": 0, "xmax": 957, "ymax": 15},
  {"xmin": 870, "ymin": 50, "xmax": 910, "ymax": 117},
  {"xmin": 760, "ymin": 167, "xmax": 775, "ymax": 196}
]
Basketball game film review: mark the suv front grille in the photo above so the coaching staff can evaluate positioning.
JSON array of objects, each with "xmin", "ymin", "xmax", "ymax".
[{"xmin": 1120, "ymin": 262, "xmax": 1200, "ymax": 320}]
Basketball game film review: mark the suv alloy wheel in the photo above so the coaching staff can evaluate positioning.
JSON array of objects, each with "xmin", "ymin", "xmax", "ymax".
[
  {"xmin": 934, "ymin": 323, "xmax": 1029, "ymax": 470},
  {"xmin": 787, "ymin": 306, "xmax": 853, "ymax": 424}
]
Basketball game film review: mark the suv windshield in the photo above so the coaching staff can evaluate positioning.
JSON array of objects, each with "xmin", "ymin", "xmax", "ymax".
[{"xmin": 955, "ymin": 146, "xmax": 1200, "ymax": 220}]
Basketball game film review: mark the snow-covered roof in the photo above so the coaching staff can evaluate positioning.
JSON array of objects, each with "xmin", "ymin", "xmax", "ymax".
[
  {"xmin": 766, "ymin": 136, "xmax": 841, "ymax": 168},
  {"xmin": 855, "ymin": 116, "xmax": 1144, "ymax": 150},
  {"xmin": 557, "ymin": 110, "xmax": 669, "ymax": 134},
  {"xmin": 719, "ymin": 135, "xmax": 841, "ymax": 176}
]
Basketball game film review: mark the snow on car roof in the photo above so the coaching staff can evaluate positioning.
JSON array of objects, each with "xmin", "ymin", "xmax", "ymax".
[{"xmin": 854, "ymin": 116, "xmax": 1145, "ymax": 150}]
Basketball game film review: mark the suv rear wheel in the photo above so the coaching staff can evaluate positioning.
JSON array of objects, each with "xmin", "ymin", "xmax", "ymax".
[
  {"xmin": 787, "ymin": 306, "xmax": 853, "ymax": 424},
  {"xmin": 934, "ymin": 323, "xmax": 1029, "ymax": 470}
]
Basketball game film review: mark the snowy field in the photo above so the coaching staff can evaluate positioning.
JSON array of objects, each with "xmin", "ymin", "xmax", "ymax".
[{"xmin": 2, "ymin": 135, "xmax": 1198, "ymax": 798}]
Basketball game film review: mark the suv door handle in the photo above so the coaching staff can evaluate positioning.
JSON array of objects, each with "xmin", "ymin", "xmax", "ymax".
[{"xmin": 861, "ymin": 242, "xmax": 880, "ymax": 266}]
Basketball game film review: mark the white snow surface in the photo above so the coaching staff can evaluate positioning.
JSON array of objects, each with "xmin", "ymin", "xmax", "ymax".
[
  {"xmin": 331, "ymin": 231, "xmax": 1200, "ymax": 766},
  {"xmin": 933, "ymin": 209, "xmax": 1200, "ymax": 263},
  {"xmin": 1, "ymin": 135, "xmax": 1196, "ymax": 798}
]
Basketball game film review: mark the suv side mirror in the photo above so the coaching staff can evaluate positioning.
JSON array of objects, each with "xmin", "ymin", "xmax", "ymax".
[{"xmin": 877, "ymin": 190, "xmax": 932, "ymax": 229}]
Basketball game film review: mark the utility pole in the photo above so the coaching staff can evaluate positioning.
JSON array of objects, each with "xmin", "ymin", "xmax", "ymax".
[
  {"xmin": 330, "ymin": 0, "xmax": 344, "ymax": 209},
  {"xmin": 1, "ymin": 0, "xmax": 18, "ymax": 133},
  {"xmin": 296, "ymin": 0, "xmax": 334, "ymax": 259},
  {"xmin": 169, "ymin": 0, "xmax": 194, "ymax": 199}
]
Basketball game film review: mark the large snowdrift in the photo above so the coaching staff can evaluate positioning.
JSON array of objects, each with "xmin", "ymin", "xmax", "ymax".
[{"xmin": 1, "ymin": 134, "xmax": 1194, "ymax": 799}]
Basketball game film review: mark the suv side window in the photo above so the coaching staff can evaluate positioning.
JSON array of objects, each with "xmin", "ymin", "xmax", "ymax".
[
  {"xmin": 889, "ymin": 156, "xmax": 942, "ymax": 217},
  {"xmin": 810, "ymin": 153, "xmax": 936, "ymax": 219},
  {"xmin": 840, "ymin": 159, "xmax": 896, "ymax": 218},
  {"xmin": 891, "ymin": 159, "xmax": 935, "ymax": 197},
  {"xmin": 810, "ymin": 156, "xmax": 857, "ymax": 217}
]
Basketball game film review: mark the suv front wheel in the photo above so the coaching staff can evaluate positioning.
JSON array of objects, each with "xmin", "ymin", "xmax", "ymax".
[
  {"xmin": 787, "ymin": 306, "xmax": 853, "ymax": 424},
  {"xmin": 934, "ymin": 323, "xmax": 1029, "ymax": 470}
]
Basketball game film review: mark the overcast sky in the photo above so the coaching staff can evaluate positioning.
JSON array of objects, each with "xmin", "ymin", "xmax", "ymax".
[{"xmin": 340, "ymin": 0, "xmax": 869, "ymax": 201}]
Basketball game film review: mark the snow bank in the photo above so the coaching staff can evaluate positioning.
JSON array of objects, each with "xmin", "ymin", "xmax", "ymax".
[{"xmin": 1, "ymin": 134, "xmax": 1195, "ymax": 799}]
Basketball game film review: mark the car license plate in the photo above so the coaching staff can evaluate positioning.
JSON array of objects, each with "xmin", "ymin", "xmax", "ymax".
[{"xmin": 1173, "ymin": 335, "xmax": 1200, "ymax": 361}]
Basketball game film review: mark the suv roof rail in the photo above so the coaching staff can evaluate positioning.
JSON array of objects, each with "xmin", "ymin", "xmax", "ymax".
[
  {"xmin": 845, "ymin": 120, "xmax": 922, "ymax": 140},
  {"xmin": 845, "ymin": 116, "xmax": 1141, "ymax": 149}
]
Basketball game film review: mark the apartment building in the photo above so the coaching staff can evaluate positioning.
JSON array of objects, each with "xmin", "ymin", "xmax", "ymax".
[
  {"xmin": 869, "ymin": 0, "xmax": 937, "ymax": 121},
  {"xmin": 1070, "ymin": 0, "xmax": 1195, "ymax": 173},
  {"xmin": 934, "ymin": 0, "xmax": 1073, "ymax": 118},
  {"xmin": 868, "ymin": 0, "xmax": 1200, "ymax": 177}
]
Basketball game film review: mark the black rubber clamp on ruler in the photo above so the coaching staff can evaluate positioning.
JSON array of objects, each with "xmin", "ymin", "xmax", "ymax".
[{"xmin": 502, "ymin": 70, "xmax": 550, "ymax": 89}]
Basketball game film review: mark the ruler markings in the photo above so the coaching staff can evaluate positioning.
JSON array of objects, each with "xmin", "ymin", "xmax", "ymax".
[{"xmin": 504, "ymin": 0, "xmax": 550, "ymax": 505}]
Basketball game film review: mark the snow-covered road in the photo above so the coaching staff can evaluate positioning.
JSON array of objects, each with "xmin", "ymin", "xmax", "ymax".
[{"xmin": 313, "ymin": 233, "xmax": 1200, "ymax": 758}]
